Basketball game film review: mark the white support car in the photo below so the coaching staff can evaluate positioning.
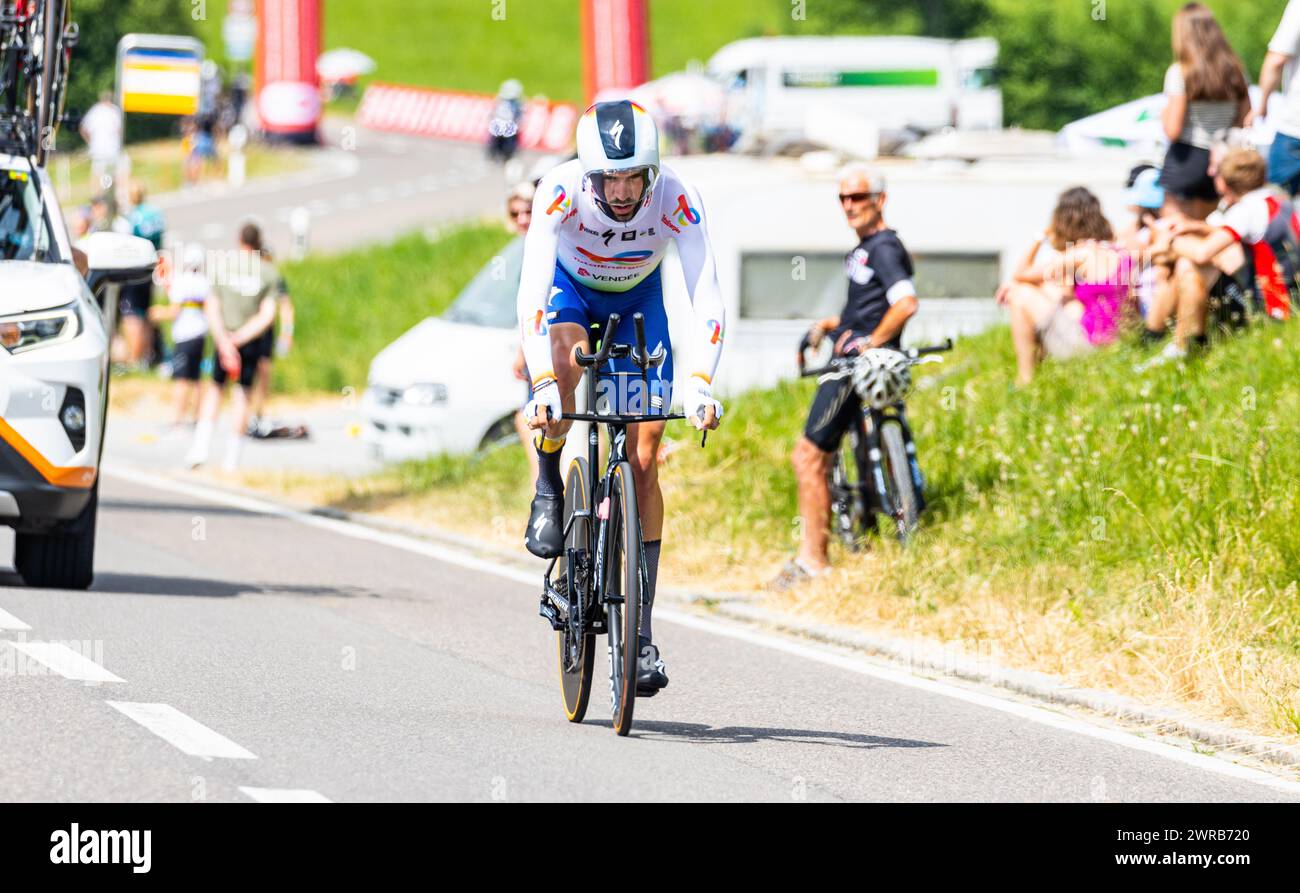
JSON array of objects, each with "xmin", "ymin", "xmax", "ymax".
[{"xmin": 1, "ymin": 153, "xmax": 157, "ymax": 589}]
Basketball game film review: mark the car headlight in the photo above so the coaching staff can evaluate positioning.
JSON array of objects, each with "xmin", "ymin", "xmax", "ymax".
[
  {"xmin": 402, "ymin": 383, "xmax": 448, "ymax": 406},
  {"xmin": 0, "ymin": 304, "xmax": 80, "ymax": 354}
]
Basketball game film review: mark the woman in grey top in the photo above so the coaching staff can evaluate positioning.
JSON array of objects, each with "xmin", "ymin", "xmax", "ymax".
[{"xmin": 1159, "ymin": 2, "xmax": 1249, "ymax": 220}]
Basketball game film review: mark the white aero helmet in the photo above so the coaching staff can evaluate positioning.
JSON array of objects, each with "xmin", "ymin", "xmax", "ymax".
[
  {"xmin": 576, "ymin": 100, "xmax": 659, "ymax": 220},
  {"xmin": 851, "ymin": 349, "xmax": 913, "ymax": 410}
]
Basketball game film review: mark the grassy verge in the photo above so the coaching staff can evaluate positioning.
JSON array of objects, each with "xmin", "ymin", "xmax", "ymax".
[
  {"xmin": 246, "ymin": 316, "xmax": 1300, "ymax": 740},
  {"xmin": 50, "ymin": 140, "xmax": 309, "ymax": 209},
  {"xmin": 195, "ymin": 0, "xmax": 794, "ymax": 105},
  {"xmin": 271, "ymin": 223, "xmax": 513, "ymax": 395}
]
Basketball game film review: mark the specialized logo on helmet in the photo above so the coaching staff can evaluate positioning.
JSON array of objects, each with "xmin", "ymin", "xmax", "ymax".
[
  {"xmin": 706, "ymin": 319, "xmax": 723, "ymax": 345},
  {"xmin": 595, "ymin": 101, "xmax": 637, "ymax": 160},
  {"xmin": 674, "ymin": 194, "xmax": 701, "ymax": 227},
  {"xmin": 546, "ymin": 185, "xmax": 571, "ymax": 216},
  {"xmin": 575, "ymin": 246, "xmax": 654, "ymax": 265}
]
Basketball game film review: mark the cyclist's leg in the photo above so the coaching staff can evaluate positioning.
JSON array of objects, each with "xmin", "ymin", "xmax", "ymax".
[
  {"xmin": 524, "ymin": 267, "xmax": 590, "ymax": 558},
  {"xmin": 607, "ymin": 274, "xmax": 672, "ymax": 653},
  {"xmin": 794, "ymin": 374, "xmax": 859, "ymax": 571}
]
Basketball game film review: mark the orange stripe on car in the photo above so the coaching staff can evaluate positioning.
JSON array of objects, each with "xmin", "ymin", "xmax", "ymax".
[{"xmin": 0, "ymin": 418, "xmax": 97, "ymax": 489}]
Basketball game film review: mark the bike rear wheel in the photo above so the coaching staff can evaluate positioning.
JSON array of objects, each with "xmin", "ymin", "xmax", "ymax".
[
  {"xmin": 557, "ymin": 457, "xmax": 595, "ymax": 723},
  {"xmin": 831, "ymin": 427, "xmax": 867, "ymax": 550},
  {"xmin": 605, "ymin": 461, "xmax": 641, "ymax": 736},
  {"xmin": 881, "ymin": 421, "xmax": 920, "ymax": 544}
]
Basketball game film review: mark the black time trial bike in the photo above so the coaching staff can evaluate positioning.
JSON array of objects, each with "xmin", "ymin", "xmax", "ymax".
[{"xmin": 537, "ymin": 311, "xmax": 704, "ymax": 736}]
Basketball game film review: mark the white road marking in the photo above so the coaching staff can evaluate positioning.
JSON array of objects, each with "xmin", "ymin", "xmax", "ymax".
[
  {"xmin": 307, "ymin": 199, "xmax": 331, "ymax": 216},
  {"xmin": 275, "ymin": 207, "xmax": 294, "ymax": 223},
  {"xmin": 394, "ymin": 183, "xmax": 416, "ymax": 199},
  {"xmin": 366, "ymin": 187, "xmax": 391, "ymax": 203},
  {"xmin": 0, "ymin": 604, "xmax": 32, "ymax": 631},
  {"xmin": 8, "ymin": 642, "xmax": 123, "ymax": 682},
  {"xmin": 101, "ymin": 464, "xmax": 1300, "ymax": 793},
  {"xmin": 339, "ymin": 192, "xmax": 363, "ymax": 210},
  {"xmin": 239, "ymin": 786, "xmax": 332, "ymax": 803},
  {"xmin": 107, "ymin": 702, "xmax": 257, "ymax": 760},
  {"xmin": 199, "ymin": 222, "xmax": 226, "ymax": 240},
  {"xmin": 416, "ymin": 175, "xmax": 441, "ymax": 191}
]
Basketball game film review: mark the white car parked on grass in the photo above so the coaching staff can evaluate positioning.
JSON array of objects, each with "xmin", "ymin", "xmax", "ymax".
[{"xmin": 1, "ymin": 153, "xmax": 157, "ymax": 589}]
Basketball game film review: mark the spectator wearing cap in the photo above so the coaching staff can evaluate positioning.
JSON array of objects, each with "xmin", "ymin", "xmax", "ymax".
[{"xmin": 1118, "ymin": 166, "xmax": 1178, "ymax": 338}]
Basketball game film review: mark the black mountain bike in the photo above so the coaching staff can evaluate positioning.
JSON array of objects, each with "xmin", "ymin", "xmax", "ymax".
[
  {"xmin": 537, "ymin": 311, "xmax": 703, "ymax": 736},
  {"xmin": 799, "ymin": 338, "xmax": 951, "ymax": 545}
]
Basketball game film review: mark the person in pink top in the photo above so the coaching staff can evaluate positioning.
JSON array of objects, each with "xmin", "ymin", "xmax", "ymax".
[{"xmin": 996, "ymin": 187, "xmax": 1135, "ymax": 384}]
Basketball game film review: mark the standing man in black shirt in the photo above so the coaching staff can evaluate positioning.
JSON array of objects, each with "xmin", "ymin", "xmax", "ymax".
[{"xmin": 787, "ymin": 167, "xmax": 919, "ymax": 581}]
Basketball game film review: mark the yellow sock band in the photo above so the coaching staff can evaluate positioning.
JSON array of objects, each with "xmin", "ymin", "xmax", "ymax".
[{"xmin": 534, "ymin": 434, "xmax": 566, "ymax": 454}]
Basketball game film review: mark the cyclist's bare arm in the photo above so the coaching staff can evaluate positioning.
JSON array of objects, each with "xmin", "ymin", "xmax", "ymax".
[{"xmin": 863, "ymin": 293, "xmax": 918, "ymax": 349}]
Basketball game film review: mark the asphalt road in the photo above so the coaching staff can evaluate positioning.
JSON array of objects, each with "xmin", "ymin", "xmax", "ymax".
[
  {"xmin": 155, "ymin": 117, "xmax": 532, "ymax": 255},
  {"xmin": 1, "ymin": 469, "xmax": 1297, "ymax": 802}
]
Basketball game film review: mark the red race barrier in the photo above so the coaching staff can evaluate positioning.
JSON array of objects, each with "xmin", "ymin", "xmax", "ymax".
[{"xmin": 357, "ymin": 84, "xmax": 579, "ymax": 153}]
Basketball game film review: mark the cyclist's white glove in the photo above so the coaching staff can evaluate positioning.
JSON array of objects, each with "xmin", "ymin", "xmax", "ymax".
[
  {"xmin": 524, "ymin": 378, "xmax": 563, "ymax": 429},
  {"xmin": 682, "ymin": 375, "xmax": 723, "ymax": 430}
]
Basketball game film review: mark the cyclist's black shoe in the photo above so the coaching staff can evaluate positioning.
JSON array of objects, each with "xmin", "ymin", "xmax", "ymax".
[
  {"xmin": 525, "ymin": 493, "xmax": 565, "ymax": 558},
  {"xmin": 636, "ymin": 636, "xmax": 668, "ymax": 696}
]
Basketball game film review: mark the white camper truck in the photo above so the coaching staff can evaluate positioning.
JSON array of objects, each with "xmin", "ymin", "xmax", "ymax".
[{"xmin": 709, "ymin": 36, "xmax": 1001, "ymax": 154}]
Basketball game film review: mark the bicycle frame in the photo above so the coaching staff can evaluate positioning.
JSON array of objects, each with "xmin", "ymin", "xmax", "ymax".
[{"xmin": 541, "ymin": 313, "xmax": 685, "ymax": 639}]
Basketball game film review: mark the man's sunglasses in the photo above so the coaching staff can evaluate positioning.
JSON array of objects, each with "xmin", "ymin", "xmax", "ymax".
[{"xmin": 839, "ymin": 191, "xmax": 881, "ymax": 205}]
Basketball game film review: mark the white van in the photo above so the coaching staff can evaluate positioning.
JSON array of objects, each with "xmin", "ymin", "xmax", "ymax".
[{"xmin": 709, "ymin": 36, "xmax": 1001, "ymax": 153}]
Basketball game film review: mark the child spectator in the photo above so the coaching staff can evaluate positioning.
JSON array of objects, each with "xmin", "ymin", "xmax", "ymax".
[{"xmin": 1167, "ymin": 147, "xmax": 1298, "ymax": 322}]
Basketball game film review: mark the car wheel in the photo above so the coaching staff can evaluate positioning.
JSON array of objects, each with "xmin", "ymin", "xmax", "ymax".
[
  {"xmin": 14, "ymin": 481, "xmax": 98, "ymax": 591},
  {"xmin": 478, "ymin": 414, "xmax": 519, "ymax": 452}
]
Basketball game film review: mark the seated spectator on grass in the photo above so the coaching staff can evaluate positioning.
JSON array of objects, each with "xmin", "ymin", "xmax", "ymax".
[
  {"xmin": 1163, "ymin": 147, "xmax": 1298, "ymax": 323},
  {"xmin": 1117, "ymin": 165, "xmax": 1173, "ymax": 328},
  {"xmin": 996, "ymin": 187, "xmax": 1133, "ymax": 385}
]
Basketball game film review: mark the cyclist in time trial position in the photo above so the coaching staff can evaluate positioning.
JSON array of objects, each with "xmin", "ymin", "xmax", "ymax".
[
  {"xmin": 783, "ymin": 166, "xmax": 919, "ymax": 587},
  {"xmin": 517, "ymin": 100, "xmax": 725, "ymax": 694}
]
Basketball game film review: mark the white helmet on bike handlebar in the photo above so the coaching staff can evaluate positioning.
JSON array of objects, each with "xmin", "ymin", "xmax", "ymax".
[
  {"xmin": 576, "ymin": 100, "xmax": 659, "ymax": 221},
  {"xmin": 851, "ymin": 349, "xmax": 912, "ymax": 410}
]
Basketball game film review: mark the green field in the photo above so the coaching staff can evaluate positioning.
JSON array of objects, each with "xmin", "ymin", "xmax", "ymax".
[
  {"xmin": 196, "ymin": 0, "xmax": 794, "ymax": 104},
  {"xmin": 272, "ymin": 223, "xmax": 512, "ymax": 394}
]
